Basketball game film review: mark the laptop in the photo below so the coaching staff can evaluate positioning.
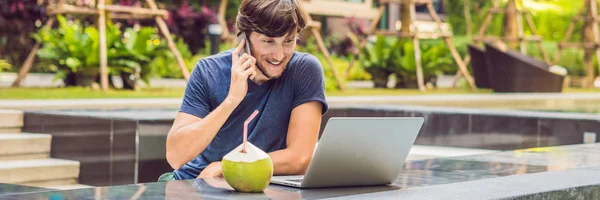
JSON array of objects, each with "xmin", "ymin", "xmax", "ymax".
[{"xmin": 270, "ymin": 117, "xmax": 424, "ymax": 188}]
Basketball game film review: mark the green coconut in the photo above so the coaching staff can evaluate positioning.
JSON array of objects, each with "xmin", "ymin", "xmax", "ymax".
[{"xmin": 221, "ymin": 142, "xmax": 273, "ymax": 192}]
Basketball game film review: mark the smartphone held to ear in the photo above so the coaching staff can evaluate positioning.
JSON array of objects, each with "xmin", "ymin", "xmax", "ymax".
[{"xmin": 237, "ymin": 32, "xmax": 252, "ymax": 57}]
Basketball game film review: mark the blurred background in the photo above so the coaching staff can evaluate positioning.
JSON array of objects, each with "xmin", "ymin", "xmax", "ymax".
[{"xmin": 1, "ymin": 0, "xmax": 596, "ymax": 97}]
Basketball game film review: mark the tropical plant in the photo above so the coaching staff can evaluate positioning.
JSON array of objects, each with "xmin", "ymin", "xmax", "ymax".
[
  {"xmin": 33, "ymin": 15, "xmax": 170, "ymax": 88},
  {"xmin": 0, "ymin": 60, "xmax": 11, "ymax": 72},
  {"xmin": 110, "ymin": 27, "xmax": 169, "ymax": 89},
  {"xmin": 150, "ymin": 38, "xmax": 205, "ymax": 79},
  {"xmin": 358, "ymin": 36, "xmax": 399, "ymax": 88},
  {"xmin": 32, "ymin": 15, "xmax": 119, "ymax": 86}
]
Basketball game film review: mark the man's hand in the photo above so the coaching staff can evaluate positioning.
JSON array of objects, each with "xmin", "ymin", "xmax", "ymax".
[
  {"xmin": 197, "ymin": 162, "xmax": 223, "ymax": 179},
  {"xmin": 228, "ymin": 39, "xmax": 257, "ymax": 104}
]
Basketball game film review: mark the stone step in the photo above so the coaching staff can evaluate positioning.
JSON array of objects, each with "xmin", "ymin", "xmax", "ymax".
[
  {"xmin": 0, "ymin": 133, "xmax": 51, "ymax": 160},
  {"xmin": 42, "ymin": 184, "xmax": 93, "ymax": 190},
  {"xmin": 0, "ymin": 158, "xmax": 80, "ymax": 185},
  {"xmin": 0, "ymin": 110, "xmax": 23, "ymax": 129},
  {"xmin": 0, "ymin": 128, "xmax": 21, "ymax": 134}
]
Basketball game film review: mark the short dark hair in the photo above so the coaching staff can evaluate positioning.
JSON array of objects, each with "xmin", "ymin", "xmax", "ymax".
[{"xmin": 236, "ymin": 0, "xmax": 307, "ymax": 38}]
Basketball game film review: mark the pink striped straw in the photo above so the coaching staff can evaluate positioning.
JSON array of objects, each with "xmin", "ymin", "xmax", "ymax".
[{"xmin": 243, "ymin": 110, "xmax": 259, "ymax": 153}]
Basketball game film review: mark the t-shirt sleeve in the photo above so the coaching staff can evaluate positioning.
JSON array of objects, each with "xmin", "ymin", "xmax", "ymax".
[
  {"xmin": 293, "ymin": 55, "xmax": 329, "ymax": 115},
  {"xmin": 179, "ymin": 61, "xmax": 212, "ymax": 118}
]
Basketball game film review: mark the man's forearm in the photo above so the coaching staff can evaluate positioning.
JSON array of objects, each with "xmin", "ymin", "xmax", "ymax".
[
  {"xmin": 268, "ymin": 148, "xmax": 312, "ymax": 175},
  {"xmin": 166, "ymin": 98, "xmax": 239, "ymax": 169}
]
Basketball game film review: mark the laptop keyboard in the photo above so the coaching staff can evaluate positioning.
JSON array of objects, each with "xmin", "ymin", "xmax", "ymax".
[{"xmin": 286, "ymin": 178, "xmax": 303, "ymax": 182}]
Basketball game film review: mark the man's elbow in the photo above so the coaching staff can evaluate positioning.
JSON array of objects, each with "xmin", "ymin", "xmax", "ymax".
[
  {"xmin": 166, "ymin": 150, "xmax": 185, "ymax": 170},
  {"xmin": 296, "ymin": 155, "xmax": 313, "ymax": 175}
]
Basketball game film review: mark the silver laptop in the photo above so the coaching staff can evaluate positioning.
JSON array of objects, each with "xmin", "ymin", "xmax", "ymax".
[{"xmin": 271, "ymin": 117, "xmax": 424, "ymax": 188}]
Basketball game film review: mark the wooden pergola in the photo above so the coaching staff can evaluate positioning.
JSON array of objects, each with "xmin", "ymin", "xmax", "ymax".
[
  {"xmin": 449, "ymin": 0, "xmax": 552, "ymax": 87},
  {"xmin": 553, "ymin": 0, "xmax": 600, "ymax": 87},
  {"xmin": 12, "ymin": 0, "xmax": 190, "ymax": 91},
  {"xmin": 357, "ymin": 0, "xmax": 476, "ymax": 91}
]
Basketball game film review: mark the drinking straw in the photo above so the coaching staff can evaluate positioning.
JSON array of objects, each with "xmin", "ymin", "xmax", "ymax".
[{"xmin": 243, "ymin": 110, "xmax": 259, "ymax": 153}]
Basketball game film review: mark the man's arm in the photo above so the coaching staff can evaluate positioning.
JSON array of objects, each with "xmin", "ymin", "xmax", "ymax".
[
  {"xmin": 268, "ymin": 101, "xmax": 323, "ymax": 175},
  {"xmin": 166, "ymin": 98, "xmax": 239, "ymax": 170},
  {"xmin": 166, "ymin": 41, "xmax": 258, "ymax": 170}
]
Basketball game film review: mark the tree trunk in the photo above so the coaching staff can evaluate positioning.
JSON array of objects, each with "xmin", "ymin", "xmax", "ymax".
[{"xmin": 503, "ymin": 0, "xmax": 519, "ymax": 49}]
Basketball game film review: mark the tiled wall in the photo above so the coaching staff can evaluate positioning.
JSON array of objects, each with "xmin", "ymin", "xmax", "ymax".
[
  {"xmin": 23, "ymin": 113, "xmax": 136, "ymax": 186},
  {"xmin": 323, "ymin": 107, "xmax": 600, "ymax": 150},
  {"xmin": 22, "ymin": 106, "xmax": 600, "ymax": 186},
  {"xmin": 137, "ymin": 121, "xmax": 174, "ymax": 183}
]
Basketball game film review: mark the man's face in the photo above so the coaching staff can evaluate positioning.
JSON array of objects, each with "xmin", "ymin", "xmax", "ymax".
[{"xmin": 248, "ymin": 32, "xmax": 297, "ymax": 79}]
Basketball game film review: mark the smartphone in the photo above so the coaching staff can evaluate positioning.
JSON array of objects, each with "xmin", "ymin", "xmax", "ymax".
[{"xmin": 237, "ymin": 32, "xmax": 252, "ymax": 57}]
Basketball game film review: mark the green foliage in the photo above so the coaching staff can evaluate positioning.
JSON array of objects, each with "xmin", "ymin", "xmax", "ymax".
[
  {"xmin": 310, "ymin": 53, "xmax": 369, "ymax": 91},
  {"xmin": 526, "ymin": 41, "xmax": 600, "ymax": 77},
  {"xmin": 393, "ymin": 39, "xmax": 456, "ymax": 78},
  {"xmin": 524, "ymin": 0, "xmax": 583, "ymax": 42},
  {"xmin": 32, "ymin": 15, "xmax": 121, "ymax": 82},
  {"xmin": 357, "ymin": 36, "xmax": 466, "ymax": 87},
  {"xmin": 556, "ymin": 49, "xmax": 586, "ymax": 76},
  {"xmin": 0, "ymin": 59, "xmax": 11, "ymax": 72},
  {"xmin": 32, "ymin": 15, "xmax": 195, "ymax": 86},
  {"xmin": 359, "ymin": 36, "xmax": 400, "ymax": 72},
  {"xmin": 297, "ymin": 37, "xmax": 370, "ymax": 91},
  {"xmin": 446, "ymin": 0, "xmax": 583, "ymax": 42},
  {"xmin": 111, "ymin": 27, "xmax": 169, "ymax": 84},
  {"xmin": 150, "ymin": 38, "xmax": 207, "ymax": 79}
]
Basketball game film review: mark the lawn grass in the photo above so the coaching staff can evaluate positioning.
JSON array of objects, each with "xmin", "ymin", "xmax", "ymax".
[
  {"xmin": 1, "ymin": 87, "xmax": 599, "ymax": 99},
  {"xmin": 327, "ymin": 87, "xmax": 493, "ymax": 96},
  {"xmin": 0, "ymin": 87, "xmax": 186, "ymax": 99}
]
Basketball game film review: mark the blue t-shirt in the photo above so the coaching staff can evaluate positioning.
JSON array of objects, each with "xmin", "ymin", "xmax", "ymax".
[{"xmin": 173, "ymin": 50, "xmax": 329, "ymax": 180}]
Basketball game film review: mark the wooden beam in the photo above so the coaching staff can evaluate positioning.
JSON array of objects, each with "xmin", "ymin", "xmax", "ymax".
[
  {"xmin": 407, "ymin": 2, "xmax": 426, "ymax": 92},
  {"xmin": 12, "ymin": 18, "xmax": 56, "ymax": 87},
  {"xmin": 379, "ymin": 0, "xmax": 432, "ymax": 5},
  {"xmin": 427, "ymin": 2, "xmax": 475, "ymax": 90},
  {"xmin": 516, "ymin": 7, "xmax": 526, "ymax": 54},
  {"xmin": 103, "ymin": 5, "xmax": 169, "ymax": 18},
  {"xmin": 111, "ymin": 13, "xmax": 166, "ymax": 20},
  {"xmin": 452, "ymin": 55, "xmax": 471, "ymax": 88},
  {"xmin": 307, "ymin": 20, "xmax": 322, "ymax": 28},
  {"xmin": 524, "ymin": 12, "xmax": 551, "ymax": 63},
  {"xmin": 218, "ymin": 0, "xmax": 230, "ymax": 40},
  {"xmin": 302, "ymin": 0, "xmax": 379, "ymax": 19},
  {"xmin": 489, "ymin": 8, "xmax": 525, "ymax": 14},
  {"xmin": 47, "ymin": 5, "xmax": 99, "ymax": 15},
  {"xmin": 444, "ymin": 37, "xmax": 476, "ymax": 91},
  {"xmin": 375, "ymin": 31, "xmax": 414, "ymax": 37},
  {"xmin": 298, "ymin": 0, "xmax": 345, "ymax": 90},
  {"xmin": 558, "ymin": 43, "xmax": 598, "ymax": 49},
  {"xmin": 582, "ymin": 0, "xmax": 598, "ymax": 86},
  {"xmin": 98, "ymin": 0, "xmax": 109, "ymax": 91},
  {"xmin": 473, "ymin": 36, "xmax": 503, "ymax": 43},
  {"xmin": 476, "ymin": 0, "xmax": 503, "ymax": 42},
  {"xmin": 522, "ymin": 35, "xmax": 542, "ymax": 41},
  {"xmin": 311, "ymin": 27, "xmax": 345, "ymax": 90},
  {"xmin": 146, "ymin": 0, "xmax": 190, "ymax": 81},
  {"xmin": 590, "ymin": 0, "xmax": 600, "ymax": 85},
  {"xmin": 47, "ymin": 5, "xmax": 169, "ymax": 18},
  {"xmin": 367, "ymin": 6, "xmax": 386, "ymax": 35}
]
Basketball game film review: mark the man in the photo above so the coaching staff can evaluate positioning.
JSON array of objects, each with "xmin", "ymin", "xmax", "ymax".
[{"xmin": 159, "ymin": 0, "xmax": 328, "ymax": 181}]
